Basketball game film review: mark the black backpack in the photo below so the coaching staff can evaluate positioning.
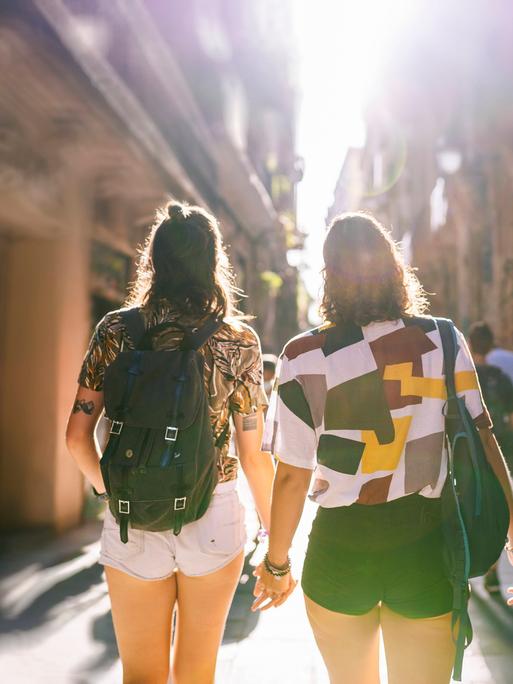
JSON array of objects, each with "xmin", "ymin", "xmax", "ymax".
[
  {"xmin": 437, "ymin": 318, "xmax": 509, "ymax": 681},
  {"xmin": 100, "ymin": 308, "xmax": 224, "ymax": 544}
]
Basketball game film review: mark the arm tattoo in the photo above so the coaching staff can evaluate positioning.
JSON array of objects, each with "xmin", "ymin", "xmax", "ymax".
[
  {"xmin": 73, "ymin": 399, "xmax": 95, "ymax": 415},
  {"xmin": 242, "ymin": 414, "xmax": 258, "ymax": 431}
]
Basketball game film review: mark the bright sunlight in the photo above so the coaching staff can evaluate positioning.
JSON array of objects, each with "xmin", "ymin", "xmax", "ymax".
[{"xmin": 293, "ymin": 0, "xmax": 419, "ymax": 308}]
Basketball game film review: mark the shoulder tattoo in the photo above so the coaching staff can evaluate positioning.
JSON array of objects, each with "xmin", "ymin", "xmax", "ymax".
[{"xmin": 242, "ymin": 414, "xmax": 258, "ymax": 431}]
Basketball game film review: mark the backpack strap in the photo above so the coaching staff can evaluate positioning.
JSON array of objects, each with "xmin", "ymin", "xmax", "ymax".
[
  {"xmin": 132, "ymin": 315, "xmax": 224, "ymax": 352},
  {"xmin": 437, "ymin": 318, "xmax": 458, "ymax": 400},
  {"xmin": 436, "ymin": 317, "xmax": 473, "ymax": 681},
  {"xmin": 121, "ymin": 307, "xmax": 147, "ymax": 349},
  {"xmin": 168, "ymin": 317, "xmax": 224, "ymax": 535},
  {"xmin": 182, "ymin": 317, "xmax": 225, "ymax": 351}
]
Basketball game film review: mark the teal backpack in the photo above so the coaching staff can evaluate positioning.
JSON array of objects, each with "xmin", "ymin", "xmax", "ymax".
[{"xmin": 437, "ymin": 318, "xmax": 509, "ymax": 681}]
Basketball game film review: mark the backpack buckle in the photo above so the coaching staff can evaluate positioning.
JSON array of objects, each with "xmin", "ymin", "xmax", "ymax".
[
  {"xmin": 165, "ymin": 426, "xmax": 178, "ymax": 442},
  {"xmin": 174, "ymin": 497, "xmax": 187, "ymax": 511},
  {"xmin": 119, "ymin": 500, "xmax": 130, "ymax": 515},
  {"xmin": 110, "ymin": 421, "xmax": 124, "ymax": 435}
]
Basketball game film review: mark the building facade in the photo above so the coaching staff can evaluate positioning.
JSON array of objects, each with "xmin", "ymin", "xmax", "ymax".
[
  {"xmin": 0, "ymin": 0, "xmax": 301, "ymax": 531},
  {"xmin": 329, "ymin": 2, "xmax": 513, "ymax": 345}
]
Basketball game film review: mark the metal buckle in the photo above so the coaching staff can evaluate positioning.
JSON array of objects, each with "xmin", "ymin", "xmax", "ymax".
[
  {"xmin": 174, "ymin": 497, "xmax": 187, "ymax": 511},
  {"xmin": 165, "ymin": 426, "xmax": 178, "ymax": 442},
  {"xmin": 110, "ymin": 420, "xmax": 124, "ymax": 435},
  {"xmin": 119, "ymin": 500, "xmax": 130, "ymax": 514}
]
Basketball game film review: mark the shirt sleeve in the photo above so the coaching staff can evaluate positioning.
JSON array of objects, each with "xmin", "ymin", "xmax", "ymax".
[
  {"xmin": 454, "ymin": 327, "xmax": 493, "ymax": 429},
  {"xmin": 229, "ymin": 326, "xmax": 268, "ymax": 415},
  {"xmin": 262, "ymin": 353, "xmax": 317, "ymax": 469},
  {"xmin": 77, "ymin": 313, "xmax": 122, "ymax": 391}
]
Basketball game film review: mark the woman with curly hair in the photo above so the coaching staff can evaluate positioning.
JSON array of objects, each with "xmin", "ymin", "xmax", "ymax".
[
  {"xmin": 253, "ymin": 212, "xmax": 513, "ymax": 684},
  {"xmin": 66, "ymin": 202, "xmax": 275, "ymax": 684}
]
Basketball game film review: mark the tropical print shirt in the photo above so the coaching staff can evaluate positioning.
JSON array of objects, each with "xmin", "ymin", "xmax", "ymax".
[
  {"xmin": 263, "ymin": 316, "xmax": 491, "ymax": 506},
  {"xmin": 79, "ymin": 301, "xmax": 267, "ymax": 483}
]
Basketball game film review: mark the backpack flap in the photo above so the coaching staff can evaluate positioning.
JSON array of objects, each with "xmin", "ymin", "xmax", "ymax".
[
  {"xmin": 103, "ymin": 349, "xmax": 203, "ymax": 429},
  {"xmin": 103, "ymin": 311, "xmax": 223, "ymax": 430}
]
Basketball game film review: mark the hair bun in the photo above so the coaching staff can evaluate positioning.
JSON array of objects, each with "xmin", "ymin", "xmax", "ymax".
[{"xmin": 167, "ymin": 201, "xmax": 187, "ymax": 220}]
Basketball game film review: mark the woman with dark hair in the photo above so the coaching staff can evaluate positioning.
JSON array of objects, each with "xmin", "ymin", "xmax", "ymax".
[
  {"xmin": 66, "ymin": 202, "xmax": 275, "ymax": 684},
  {"xmin": 253, "ymin": 212, "xmax": 513, "ymax": 683}
]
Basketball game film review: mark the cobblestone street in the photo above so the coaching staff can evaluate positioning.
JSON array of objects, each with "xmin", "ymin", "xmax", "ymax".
[{"xmin": 1, "ymin": 480, "xmax": 513, "ymax": 684}]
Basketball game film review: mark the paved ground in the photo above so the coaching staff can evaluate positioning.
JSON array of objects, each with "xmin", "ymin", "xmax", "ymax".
[{"xmin": 1, "ymin": 483, "xmax": 513, "ymax": 684}]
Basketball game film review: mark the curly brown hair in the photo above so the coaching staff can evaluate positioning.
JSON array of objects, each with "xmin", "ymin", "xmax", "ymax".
[
  {"xmin": 320, "ymin": 212, "xmax": 429, "ymax": 326},
  {"xmin": 126, "ymin": 201, "xmax": 242, "ymax": 319}
]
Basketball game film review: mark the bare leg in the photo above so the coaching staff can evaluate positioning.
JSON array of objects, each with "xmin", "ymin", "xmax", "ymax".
[
  {"xmin": 105, "ymin": 566, "xmax": 177, "ymax": 684},
  {"xmin": 172, "ymin": 551, "xmax": 244, "ymax": 684},
  {"xmin": 305, "ymin": 594, "xmax": 381, "ymax": 684},
  {"xmin": 381, "ymin": 604, "xmax": 454, "ymax": 684}
]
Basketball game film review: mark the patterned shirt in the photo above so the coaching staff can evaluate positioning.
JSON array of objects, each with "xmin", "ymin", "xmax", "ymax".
[
  {"xmin": 79, "ymin": 301, "xmax": 268, "ymax": 483},
  {"xmin": 263, "ymin": 316, "xmax": 491, "ymax": 506}
]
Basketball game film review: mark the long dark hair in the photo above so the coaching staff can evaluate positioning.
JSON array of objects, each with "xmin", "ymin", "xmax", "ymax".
[
  {"xmin": 126, "ymin": 201, "xmax": 242, "ymax": 319},
  {"xmin": 320, "ymin": 212, "xmax": 428, "ymax": 326}
]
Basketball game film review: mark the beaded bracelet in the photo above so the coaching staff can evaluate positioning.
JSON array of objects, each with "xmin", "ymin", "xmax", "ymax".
[
  {"xmin": 506, "ymin": 542, "xmax": 513, "ymax": 553},
  {"xmin": 263, "ymin": 552, "xmax": 291, "ymax": 578}
]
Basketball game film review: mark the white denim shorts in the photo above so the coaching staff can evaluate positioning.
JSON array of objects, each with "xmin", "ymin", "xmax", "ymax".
[{"xmin": 98, "ymin": 480, "xmax": 246, "ymax": 580}]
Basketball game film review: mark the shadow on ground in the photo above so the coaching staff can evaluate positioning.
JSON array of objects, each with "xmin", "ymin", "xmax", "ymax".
[
  {"xmin": 0, "ymin": 524, "xmax": 120, "ymax": 678},
  {"xmin": 0, "ymin": 561, "xmax": 105, "ymax": 633}
]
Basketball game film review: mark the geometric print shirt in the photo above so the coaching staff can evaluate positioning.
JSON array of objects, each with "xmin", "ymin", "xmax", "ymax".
[
  {"xmin": 78, "ymin": 301, "xmax": 268, "ymax": 484},
  {"xmin": 263, "ymin": 316, "xmax": 491, "ymax": 507}
]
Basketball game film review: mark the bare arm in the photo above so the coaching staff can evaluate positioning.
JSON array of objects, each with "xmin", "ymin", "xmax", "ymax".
[
  {"xmin": 267, "ymin": 461, "xmax": 313, "ymax": 566},
  {"xmin": 233, "ymin": 409, "xmax": 275, "ymax": 532},
  {"xmin": 480, "ymin": 427, "xmax": 513, "ymax": 541},
  {"xmin": 251, "ymin": 460, "xmax": 312, "ymax": 610},
  {"xmin": 66, "ymin": 386, "xmax": 105, "ymax": 494}
]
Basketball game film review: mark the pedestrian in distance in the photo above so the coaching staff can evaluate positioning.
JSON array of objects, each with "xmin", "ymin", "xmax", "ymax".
[
  {"xmin": 486, "ymin": 328, "xmax": 513, "ymax": 384},
  {"xmin": 253, "ymin": 212, "xmax": 513, "ymax": 684},
  {"xmin": 66, "ymin": 202, "xmax": 275, "ymax": 684},
  {"xmin": 469, "ymin": 321, "xmax": 513, "ymax": 464}
]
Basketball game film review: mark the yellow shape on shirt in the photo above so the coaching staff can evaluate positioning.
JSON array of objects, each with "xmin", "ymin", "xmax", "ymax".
[
  {"xmin": 455, "ymin": 370, "xmax": 479, "ymax": 393},
  {"xmin": 383, "ymin": 363, "xmax": 447, "ymax": 399},
  {"xmin": 361, "ymin": 415, "xmax": 412, "ymax": 474}
]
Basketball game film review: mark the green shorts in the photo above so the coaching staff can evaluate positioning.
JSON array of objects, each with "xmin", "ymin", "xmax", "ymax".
[{"xmin": 302, "ymin": 494, "xmax": 453, "ymax": 618}]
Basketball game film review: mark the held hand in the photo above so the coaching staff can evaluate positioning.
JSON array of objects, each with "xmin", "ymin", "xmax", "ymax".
[
  {"xmin": 251, "ymin": 562, "xmax": 297, "ymax": 611},
  {"xmin": 253, "ymin": 562, "xmax": 287, "ymax": 593}
]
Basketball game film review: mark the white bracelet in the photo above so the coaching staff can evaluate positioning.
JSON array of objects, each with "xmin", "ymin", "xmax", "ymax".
[{"xmin": 505, "ymin": 542, "xmax": 513, "ymax": 553}]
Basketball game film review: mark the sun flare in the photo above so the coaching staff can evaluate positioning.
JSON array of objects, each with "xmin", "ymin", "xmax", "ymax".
[{"xmin": 293, "ymin": 0, "xmax": 419, "ymax": 314}]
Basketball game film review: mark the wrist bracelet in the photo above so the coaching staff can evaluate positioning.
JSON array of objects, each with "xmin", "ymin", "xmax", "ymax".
[
  {"xmin": 263, "ymin": 552, "xmax": 291, "ymax": 578},
  {"xmin": 506, "ymin": 542, "xmax": 513, "ymax": 552}
]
